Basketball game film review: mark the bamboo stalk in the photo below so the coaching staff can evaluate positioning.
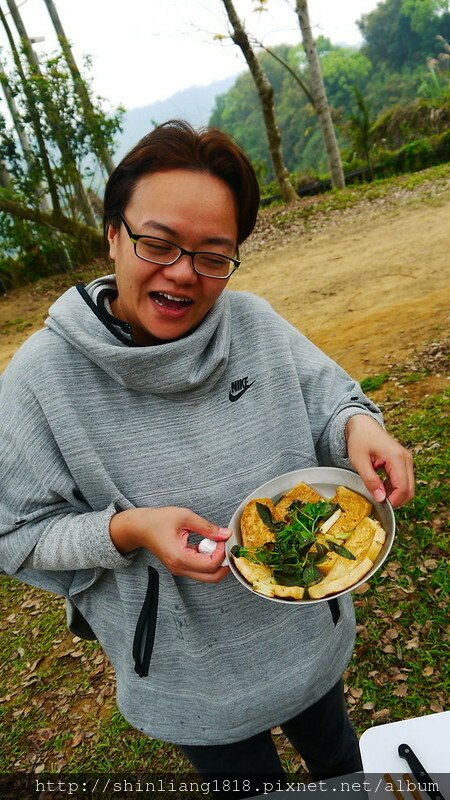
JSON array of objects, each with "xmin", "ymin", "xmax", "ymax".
[{"xmin": 0, "ymin": 4, "xmax": 62, "ymax": 216}]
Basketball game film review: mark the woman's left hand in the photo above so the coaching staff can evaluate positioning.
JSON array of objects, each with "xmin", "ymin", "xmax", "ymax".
[{"xmin": 345, "ymin": 415, "xmax": 415, "ymax": 508}]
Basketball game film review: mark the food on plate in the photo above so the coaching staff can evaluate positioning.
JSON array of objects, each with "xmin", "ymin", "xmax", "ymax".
[
  {"xmin": 274, "ymin": 482, "xmax": 323, "ymax": 518},
  {"xmin": 232, "ymin": 555, "xmax": 305, "ymax": 600},
  {"xmin": 230, "ymin": 482, "xmax": 386, "ymax": 600},
  {"xmin": 240, "ymin": 498, "xmax": 278, "ymax": 548},
  {"xmin": 325, "ymin": 486, "xmax": 372, "ymax": 536}
]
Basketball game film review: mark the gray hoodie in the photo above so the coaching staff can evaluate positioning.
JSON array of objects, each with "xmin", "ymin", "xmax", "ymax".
[{"xmin": 0, "ymin": 277, "xmax": 381, "ymax": 745}]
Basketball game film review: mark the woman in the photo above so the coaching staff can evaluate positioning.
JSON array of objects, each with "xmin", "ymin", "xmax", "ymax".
[{"xmin": 0, "ymin": 121, "xmax": 414, "ymax": 795}]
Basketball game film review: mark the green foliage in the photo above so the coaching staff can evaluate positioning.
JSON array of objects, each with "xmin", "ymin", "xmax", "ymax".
[
  {"xmin": 210, "ymin": 0, "xmax": 450, "ymax": 192},
  {"xmin": 419, "ymin": 36, "xmax": 450, "ymax": 102},
  {"xmin": 210, "ymin": 44, "xmax": 296, "ymax": 173},
  {"xmin": 358, "ymin": 0, "xmax": 450, "ymax": 70},
  {"xmin": 371, "ymin": 99, "xmax": 450, "ymax": 149},
  {"xmin": 344, "ymin": 89, "xmax": 375, "ymax": 173},
  {"xmin": 374, "ymin": 129, "xmax": 450, "ymax": 175},
  {"xmin": 420, "ymin": 66, "xmax": 450, "ymax": 103},
  {"xmin": 0, "ymin": 49, "xmax": 122, "ymax": 286},
  {"xmin": 210, "ymin": 42, "xmax": 372, "ymax": 179},
  {"xmin": 320, "ymin": 49, "xmax": 373, "ymax": 114},
  {"xmin": 0, "ymin": 213, "xmax": 73, "ymax": 286},
  {"xmin": 27, "ymin": 53, "xmax": 120, "ymax": 199}
]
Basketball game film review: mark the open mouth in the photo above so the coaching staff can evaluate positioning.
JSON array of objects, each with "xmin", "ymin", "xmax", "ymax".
[{"xmin": 150, "ymin": 292, "xmax": 193, "ymax": 311}]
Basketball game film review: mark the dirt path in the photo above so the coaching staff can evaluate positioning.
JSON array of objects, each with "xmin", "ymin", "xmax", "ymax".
[
  {"xmin": 234, "ymin": 197, "xmax": 450, "ymax": 378},
  {"xmin": 1, "ymin": 187, "xmax": 449, "ymax": 378}
]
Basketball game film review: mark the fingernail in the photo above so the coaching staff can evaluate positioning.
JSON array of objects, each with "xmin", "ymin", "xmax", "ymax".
[
  {"xmin": 218, "ymin": 527, "xmax": 232, "ymax": 537},
  {"xmin": 374, "ymin": 488, "xmax": 386, "ymax": 502}
]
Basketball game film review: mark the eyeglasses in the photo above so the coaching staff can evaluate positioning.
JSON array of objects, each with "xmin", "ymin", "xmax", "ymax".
[{"xmin": 119, "ymin": 213, "xmax": 240, "ymax": 280}]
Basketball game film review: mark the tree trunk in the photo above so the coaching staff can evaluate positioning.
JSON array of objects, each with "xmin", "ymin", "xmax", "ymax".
[
  {"xmin": 295, "ymin": 0, "xmax": 345, "ymax": 189},
  {"xmin": 0, "ymin": 195, "xmax": 103, "ymax": 259},
  {"xmin": 5, "ymin": 0, "xmax": 98, "ymax": 227},
  {"xmin": 42, "ymin": 0, "xmax": 115, "ymax": 176},
  {"xmin": 0, "ymin": 159, "xmax": 12, "ymax": 188},
  {"xmin": 0, "ymin": 53, "xmax": 32, "ymax": 159},
  {"xmin": 0, "ymin": 52, "xmax": 52, "ymax": 212},
  {"xmin": 0, "ymin": 4, "xmax": 62, "ymax": 217},
  {"xmin": 221, "ymin": 0, "xmax": 298, "ymax": 204}
]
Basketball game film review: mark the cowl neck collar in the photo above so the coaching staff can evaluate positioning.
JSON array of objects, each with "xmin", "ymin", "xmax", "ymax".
[{"xmin": 45, "ymin": 275, "xmax": 232, "ymax": 396}]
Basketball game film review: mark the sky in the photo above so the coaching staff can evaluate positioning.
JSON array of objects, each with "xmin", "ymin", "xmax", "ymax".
[{"xmin": 1, "ymin": 0, "xmax": 382, "ymax": 111}]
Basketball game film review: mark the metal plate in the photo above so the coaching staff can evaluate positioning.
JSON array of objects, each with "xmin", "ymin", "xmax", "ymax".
[{"xmin": 226, "ymin": 467, "xmax": 395, "ymax": 605}]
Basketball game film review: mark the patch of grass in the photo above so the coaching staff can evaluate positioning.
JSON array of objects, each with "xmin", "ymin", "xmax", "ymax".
[
  {"xmin": 360, "ymin": 373, "xmax": 390, "ymax": 392},
  {"xmin": 0, "ymin": 575, "xmax": 191, "ymax": 775},
  {"xmin": 267, "ymin": 163, "xmax": 450, "ymax": 231},
  {"xmin": 0, "ymin": 316, "xmax": 35, "ymax": 334},
  {"xmin": 400, "ymin": 371, "xmax": 427, "ymax": 384},
  {"xmin": 346, "ymin": 388, "xmax": 449, "ymax": 733}
]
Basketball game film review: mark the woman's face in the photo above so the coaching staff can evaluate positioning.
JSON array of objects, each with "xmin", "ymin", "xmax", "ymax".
[{"xmin": 108, "ymin": 169, "xmax": 239, "ymax": 345}]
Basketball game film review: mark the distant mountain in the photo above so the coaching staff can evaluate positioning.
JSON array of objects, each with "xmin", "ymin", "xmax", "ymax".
[{"xmin": 114, "ymin": 74, "xmax": 238, "ymax": 159}]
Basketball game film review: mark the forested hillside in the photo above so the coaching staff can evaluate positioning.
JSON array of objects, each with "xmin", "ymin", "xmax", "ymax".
[{"xmin": 210, "ymin": 0, "xmax": 450, "ymax": 181}]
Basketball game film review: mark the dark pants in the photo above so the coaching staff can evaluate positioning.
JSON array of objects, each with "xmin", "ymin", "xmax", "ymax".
[{"xmin": 179, "ymin": 679, "xmax": 362, "ymax": 798}]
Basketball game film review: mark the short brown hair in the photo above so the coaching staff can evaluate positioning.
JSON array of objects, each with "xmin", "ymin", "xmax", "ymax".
[{"xmin": 103, "ymin": 119, "xmax": 260, "ymax": 245}]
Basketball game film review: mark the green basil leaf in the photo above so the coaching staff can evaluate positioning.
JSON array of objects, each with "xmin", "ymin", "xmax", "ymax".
[
  {"xmin": 327, "ymin": 540, "xmax": 356, "ymax": 560},
  {"xmin": 301, "ymin": 564, "xmax": 324, "ymax": 586},
  {"xmin": 274, "ymin": 570, "xmax": 305, "ymax": 587},
  {"xmin": 255, "ymin": 502, "xmax": 285, "ymax": 532},
  {"xmin": 313, "ymin": 543, "xmax": 330, "ymax": 564},
  {"xmin": 296, "ymin": 540, "xmax": 315, "ymax": 557},
  {"xmin": 319, "ymin": 502, "xmax": 338, "ymax": 521}
]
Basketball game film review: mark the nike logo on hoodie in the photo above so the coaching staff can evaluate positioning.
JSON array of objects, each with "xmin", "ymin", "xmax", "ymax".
[{"xmin": 229, "ymin": 376, "xmax": 255, "ymax": 402}]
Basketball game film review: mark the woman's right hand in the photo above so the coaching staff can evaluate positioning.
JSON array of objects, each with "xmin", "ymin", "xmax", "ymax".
[{"xmin": 109, "ymin": 506, "xmax": 231, "ymax": 583}]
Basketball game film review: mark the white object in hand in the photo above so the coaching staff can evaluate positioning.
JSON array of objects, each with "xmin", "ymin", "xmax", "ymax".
[{"xmin": 198, "ymin": 538, "xmax": 228, "ymax": 566}]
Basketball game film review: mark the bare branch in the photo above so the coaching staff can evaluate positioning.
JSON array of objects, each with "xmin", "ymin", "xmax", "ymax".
[{"xmin": 0, "ymin": 193, "xmax": 103, "ymax": 259}]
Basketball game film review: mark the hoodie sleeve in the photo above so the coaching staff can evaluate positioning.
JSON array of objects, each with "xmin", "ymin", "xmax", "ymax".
[
  {"xmin": 284, "ymin": 321, "xmax": 383, "ymax": 468},
  {"xmin": 0, "ymin": 354, "xmax": 136, "ymax": 596}
]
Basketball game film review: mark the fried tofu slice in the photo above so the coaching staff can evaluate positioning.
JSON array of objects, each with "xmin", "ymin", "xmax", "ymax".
[
  {"xmin": 308, "ymin": 517, "xmax": 387, "ymax": 599},
  {"xmin": 316, "ymin": 490, "xmax": 375, "ymax": 574},
  {"xmin": 261, "ymin": 582, "xmax": 304, "ymax": 600},
  {"xmin": 232, "ymin": 555, "xmax": 272, "ymax": 584},
  {"xmin": 232, "ymin": 555, "xmax": 304, "ymax": 600},
  {"xmin": 313, "ymin": 541, "xmax": 338, "ymax": 575},
  {"xmin": 327, "ymin": 486, "xmax": 373, "ymax": 536},
  {"xmin": 240, "ymin": 498, "xmax": 277, "ymax": 548},
  {"xmin": 324, "ymin": 517, "xmax": 386, "ymax": 580},
  {"xmin": 351, "ymin": 517, "xmax": 386, "ymax": 563},
  {"xmin": 275, "ymin": 482, "xmax": 324, "ymax": 520},
  {"xmin": 308, "ymin": 558, "xmax": 374, "ymax": 599}
]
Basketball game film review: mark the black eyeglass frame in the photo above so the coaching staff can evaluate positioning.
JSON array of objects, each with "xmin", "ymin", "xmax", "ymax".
[{"xmin": 119, "ymin": 212, "xmax": 240, "ymax": 280}]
